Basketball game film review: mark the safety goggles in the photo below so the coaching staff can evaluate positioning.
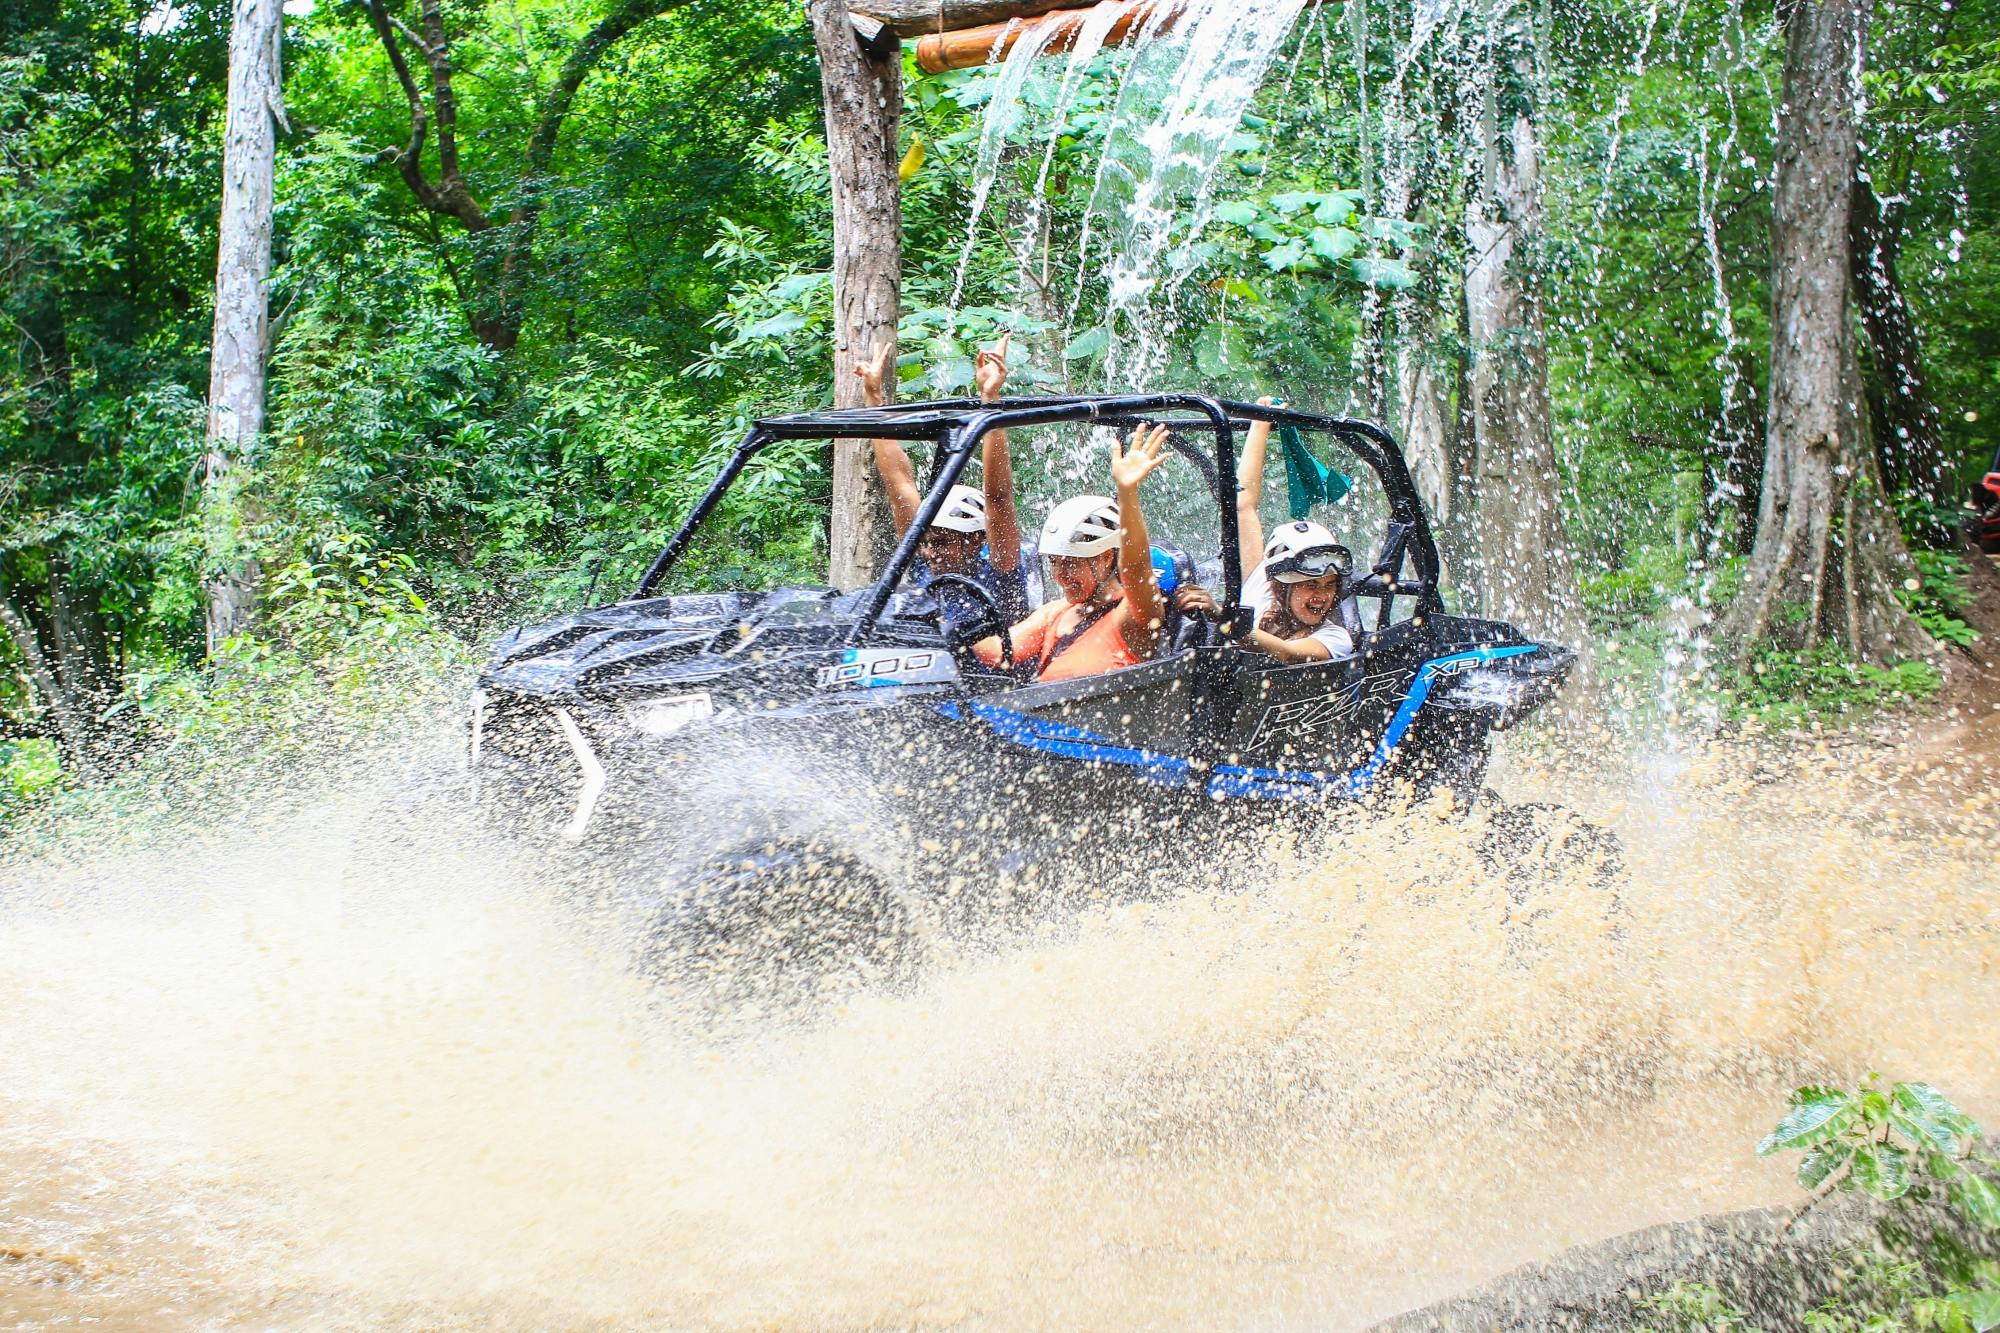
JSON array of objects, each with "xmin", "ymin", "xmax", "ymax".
[{"xmin": 1269, "ymin": 544, "xmax": 1353, "ymax": 581}]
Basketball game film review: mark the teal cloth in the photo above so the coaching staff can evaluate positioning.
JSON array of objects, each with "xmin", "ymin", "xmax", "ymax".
[{"xmin": 1280, "ymin": 424, "xmax": 1353, "ymax": 520}]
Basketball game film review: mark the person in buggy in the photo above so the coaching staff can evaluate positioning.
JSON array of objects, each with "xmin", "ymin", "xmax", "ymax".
[
  {"xmin": 1174, "ymin": 399, "xmax": 1359, "ymax": 664},
  {"xmin": 856, "ymin": 334, "xmax": 1035, "ymax": 626},
  {"xmin": 973, "ymin": 423, "xmax": 1176, "ymax": 683}
]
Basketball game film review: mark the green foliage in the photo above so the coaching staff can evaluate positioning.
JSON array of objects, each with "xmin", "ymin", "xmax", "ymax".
[
  {"xmin": 0, "ymin": 738, "xmax": 62, "ymax": 816},
  {"xmin": 1727, "ymin": 647, "xmax": 1942, "ymax": 730},
  {"xmin": 1896, "ymin": 552, "xmax": 1980, "ymax": 650},
  {"xmin": 1799, "ymin": 1253, "xmax": 2000, "ymax": 1333},
  {"xmin": 1754, "ymin": 1077, "xmax": 2000, "ymax": 1332},
  {"xmin": 1756, "ymin": 1077, "xmax": 1994, "ymax": 1202},
  {"xmin": 1637, "ymin": 1280, "xmax": 1760, "ymax": 1333},
  {"xmin": 1634, "ymin": 1078, "xmax": 2000, "ymax": 1333}
]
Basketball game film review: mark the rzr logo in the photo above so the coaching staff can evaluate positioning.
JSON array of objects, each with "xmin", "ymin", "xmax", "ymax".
[
  {"xmin": 1246, "ymin": 691, "xmax": 1362, "ymax": 747},
  {"xmin": 1244, "ymin": 665, "xmax": 1401, "ymax": 749}
]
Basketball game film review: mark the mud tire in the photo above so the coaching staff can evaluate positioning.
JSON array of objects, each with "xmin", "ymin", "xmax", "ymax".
[
  {"xmin": 1476, "ymin": 801, "xmax": 1626, "ymax": 940},
  {"xmin": 644, "ymin": 836, "xmax": 928, "ymax": 1010}
]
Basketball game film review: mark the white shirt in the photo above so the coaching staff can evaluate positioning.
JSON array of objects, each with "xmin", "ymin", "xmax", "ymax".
[{"xmin": 1244, "ymin": 561, "xmax": 1357, "ymax": 661}]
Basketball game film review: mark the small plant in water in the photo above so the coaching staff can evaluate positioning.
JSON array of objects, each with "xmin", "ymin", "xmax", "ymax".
[
  {"xmin": 1637, "ymin": 1279, "xmax": 1759, "ymax": 1331},
  {"xmin": 1756, "ymin": 1076, "xmax": 2000, "ymax": 1333},
  {"xmin": 1757, "ymin": 1077, "xmax": 1998, "ymax": 1215}
]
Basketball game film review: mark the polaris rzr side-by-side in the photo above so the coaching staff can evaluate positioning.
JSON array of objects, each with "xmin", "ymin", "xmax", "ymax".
[{"xmin": 469, "ymin": 396, "xmax": 1590, "ymax": 992}]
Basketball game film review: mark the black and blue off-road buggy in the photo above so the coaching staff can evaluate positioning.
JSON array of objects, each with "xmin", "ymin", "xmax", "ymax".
[{"xmin": 468, "ymin": 396, "xmax": 1590, "ymax": 986}]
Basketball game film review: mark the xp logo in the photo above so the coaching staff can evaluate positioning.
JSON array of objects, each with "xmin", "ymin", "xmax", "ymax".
[
  {"xmin": 817, "ymin": 648, "xmax": 958, "ymax": 688},
  {"xmin": 1422, "ymin": 654, "xmax": 1492, "ymax": 682}
]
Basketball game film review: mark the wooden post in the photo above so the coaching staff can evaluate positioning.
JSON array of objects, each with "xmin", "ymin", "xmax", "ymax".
[
  {"xmin": 203, "ymin": 0, "xmax": 285, "ymax": 654},
  {"xmin": 810, "ymin": 2, "xmax": 904, "ymax": 589}
]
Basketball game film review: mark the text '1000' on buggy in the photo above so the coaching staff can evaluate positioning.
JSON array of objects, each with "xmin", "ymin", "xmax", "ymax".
[{"xmin": 468, "ymin": 396, "xmax": 1583, "ymax": 989}]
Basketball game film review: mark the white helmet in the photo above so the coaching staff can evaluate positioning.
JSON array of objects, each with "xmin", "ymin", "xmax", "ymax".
[
  {"xmin": 929, "ymin": 484, "xmax": 988, "ymax": 534},
  {"xmin": 1264, "ymin": 521, "xmax": 1353, "ymax": 583},
  {"xmin": 1040, "ymin": 495, "xmax": 1121, "ymax": 557}
]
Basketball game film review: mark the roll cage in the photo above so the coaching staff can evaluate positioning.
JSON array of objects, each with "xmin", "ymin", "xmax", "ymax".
[{"xmin": 630, "ymin": 395, "xmax": 1444, "ymax": 648}]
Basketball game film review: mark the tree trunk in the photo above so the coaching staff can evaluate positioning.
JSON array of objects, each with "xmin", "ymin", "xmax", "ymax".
[
  {"xmin": 0, "ymin": 597, "xmax": 98, "ymax": 776},
  {"xmin": 1719, "ymin": 0, "xmax": 1927, "ymax": 662},
  {"xmin": 203, "ymin": 0, "xmax": 284, "ymax": 655},
  {"xmin": 810, "ymin": 1, "xmax": 903, "ymax": 590},
  {"xmin": 1850, "ymin": 175, "xmax": 1950, "ymax": 531},
  {"xmin": 1463, "ymin": 108, "xmax": 1588, "ymax": 647}
]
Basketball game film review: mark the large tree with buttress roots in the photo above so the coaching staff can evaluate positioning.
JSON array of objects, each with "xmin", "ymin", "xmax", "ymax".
[{"xmin": 1719, "ymin": 0, "xmax": 1929, "ymax": 663}]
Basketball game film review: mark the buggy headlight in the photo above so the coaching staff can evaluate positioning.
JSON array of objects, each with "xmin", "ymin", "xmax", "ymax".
[
  {"xmin": 1436, "ymin": 667, "xmax": 1530, "ymax": 712},
  {"xmin": 626, "ymin": 692, "xmax": 714, "ymax": 736}
]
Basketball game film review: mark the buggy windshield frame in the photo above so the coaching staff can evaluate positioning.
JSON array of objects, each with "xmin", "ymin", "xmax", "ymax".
[{"xmin": 629, "ymin": 395, "xmax": 1443, "ymax": 646}]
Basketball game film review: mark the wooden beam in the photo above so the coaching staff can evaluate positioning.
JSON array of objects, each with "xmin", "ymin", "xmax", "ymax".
[
  {"xmin": 852, "ymin": 1, "xmax": 1098, "ymax": 41},
  {"xmin": 910, "ymin": 0, "xmax": 1333, "ymax": 76}
]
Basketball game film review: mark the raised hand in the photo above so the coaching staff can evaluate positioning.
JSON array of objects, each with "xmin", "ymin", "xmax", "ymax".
[
  {"xmin": 975, "ymin": 331, "xmax": 1011, "ymax": 403},
  {"xmin": 853, "ymin": 340, "xmax": 894, "ymax": 407},
  {"xmin": 1110, "ymin": 422, "xmax": 1171, "ymax": 493}
]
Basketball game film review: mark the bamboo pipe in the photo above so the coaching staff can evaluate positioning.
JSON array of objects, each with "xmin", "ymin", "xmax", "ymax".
[
  {"xmin": 910, "ymin": 0, "xmax": 1333, "ymax": 75},
  {"xmin": 854, "ymin": 0, "xmax": 1100, "ymax": 41}
]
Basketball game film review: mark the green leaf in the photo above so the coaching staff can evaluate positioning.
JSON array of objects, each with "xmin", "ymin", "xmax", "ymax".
[
  {"xmin": 1270, "ymin": 191, "xmax": 1319, "ymax": 215},
  {"xmin": 1851, "ymin": 1143, "xmax": 1912, "ymax": 1199},
  {"xmin": 741, "ymin": 310, "xmax": 808, "ymax": 339},
  {"xmin": 1798, "ymin": 1140, "xmax": 1854, "ymax": 1189},
  {"xmin": 1894, "ymin": 1084, "xmax": 1985, "ymax": 1141},
  {"xmin": 1949, "ymin": 1287, "xmax": 2000, "ymax": 1332},
  {"xmin": 1309, "ymin": 226, "xmax": 1360, "ymax": 262},
  {"xmin": 1193, "ymin": 323, "xmax": 1251, "ymax": 379},
  {"xmin": 1892, "ymin": 1104, "xmax": 1961, "ymax": 1155},
  {"xmin": 1948, "ymin": 1172, "xmax": 2000, "ymax": 1229},
  {"xmin": 1213, "ymin": 200, "xmax": 1261, "ymax": 227},
  {"xmin": 1758, "ymin": 1088, "xmax": 1858, "ymax": 1155},
  {"xmin": 1862, "ymin": 1090, "xmax": 1892, "ymax": 1125},
  {"xmin": 771, "ymin": 272, "xmax": 830, "ymax": 301},
  {"xmin": 1349, "ymin": 255, "xmax": 1416, "ymax": 288},
  {"xmin": 1930, "ymin": 1151, "xmax": 1967, "ymax": 1182},
  {"xmin": 1312, "ymin": 193, "xmax": 1356, "ymax": 226},
  {"xmin": 1062, "ymin": 327, "xmax": 1109, "ymax": 361},
  {"xmin": 1888, "ymin": 1080, "xmax": 1952, "ymax": 1120},
  {"xmin": 1262, "ymin": 239, "xmax": 1312, "ymax": 272}
]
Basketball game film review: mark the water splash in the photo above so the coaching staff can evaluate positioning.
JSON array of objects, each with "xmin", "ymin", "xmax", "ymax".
[{"xmin": 2, "ymin": 716, "xmax": 1995, "ymax": 1326}]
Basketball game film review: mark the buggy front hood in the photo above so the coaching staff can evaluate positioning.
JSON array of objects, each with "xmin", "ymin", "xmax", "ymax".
[
  {"xmin": 479, "ymin": 587, "xmax": 959, "ymax": 700},
  {"xmin": 480, "ymin": 590, "xmax": 791, "ymax": 696}
]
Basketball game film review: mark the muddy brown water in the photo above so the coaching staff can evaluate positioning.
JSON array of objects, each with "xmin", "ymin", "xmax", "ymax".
[{"xmin": 2, "ymin": 712, "xmax": 1995, "ymax": 1330}]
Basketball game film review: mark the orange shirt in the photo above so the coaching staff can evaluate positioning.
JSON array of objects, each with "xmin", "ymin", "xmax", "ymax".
[{"xmin": 980, "ymin": 595, "xmax": 1143, "ymax": 682}]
